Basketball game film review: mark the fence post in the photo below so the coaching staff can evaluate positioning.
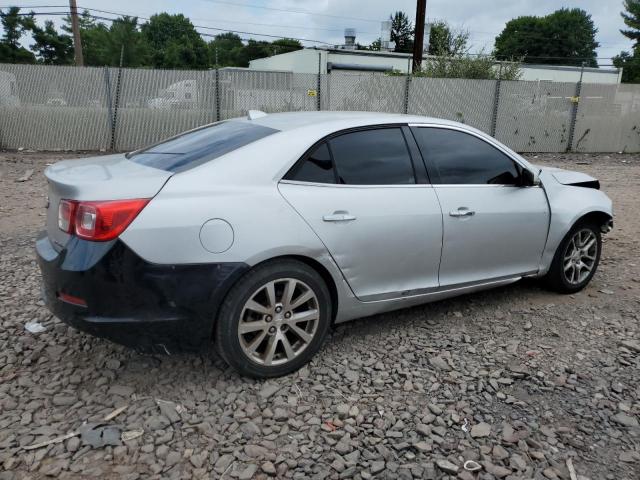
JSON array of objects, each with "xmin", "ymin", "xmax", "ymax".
[
  {"xmin": 109, "ymin": 65, "xmax": 123, "ymax": 151},
  {"xmin": 490, "ymin": 65, "xmax": 502, "ymax": 138},
  {"xmin": 317, "ymin": 52, "xmax": 322, "ymax": 111},
  {"xmin": 215, "ymin": 68, "xmax": 220, "ymax": 122},
  {"xmin": 404, "ymin": 73, "xmax": 411, "ymax": 114},
  {"xmin": 103, "ymin": 66, "xmax": 114, "ymax": 151},
  {"xmin": 566, "ymin": 63, "xmax": 584, "ymax": 152}
]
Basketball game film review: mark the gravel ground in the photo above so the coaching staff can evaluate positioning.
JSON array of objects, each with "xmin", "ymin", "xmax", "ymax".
[{"xmin": 0, "ymin": 151, "xmax": 639, "ymax": 480}]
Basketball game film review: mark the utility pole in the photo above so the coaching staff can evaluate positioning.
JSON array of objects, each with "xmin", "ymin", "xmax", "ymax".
[
  {"xmin": 412, "ymin": 0, "xmax": 427, "ymax": 73},
  {"xmin": 69, "ymin": 0, "xmax": 84, "ymax": 66}
]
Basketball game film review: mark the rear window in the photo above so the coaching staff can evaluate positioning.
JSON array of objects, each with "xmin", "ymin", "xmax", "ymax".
[{"xmin": 128, "ymin": 121, "xmax": 279, "ymax": 172}]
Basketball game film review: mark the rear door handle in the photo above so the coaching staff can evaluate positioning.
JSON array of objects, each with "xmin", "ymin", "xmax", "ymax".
[
  {"xmin": 323, "ymin": 211, "xmax": 357, "ymax": 222},
  {"xmin": 449, "ymin": 207, "xmax": 475, "ymax": 217}
]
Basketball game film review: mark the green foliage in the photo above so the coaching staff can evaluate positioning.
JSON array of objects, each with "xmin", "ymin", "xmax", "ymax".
[
  {"xmin": 390, "ymin": 11, "xmax": 413, "ymax": 53},
  {"xmin": 141, "ymin": 13, "xmax": 209, "ymax": 69},
  {"xmin": 614, "ymin": 49, "xmax": 640, "ymax": 83},
  {"xmin": 494, "ymin": 8, "xmax": 599, "ymax": 67},
  {"xmin": 416, "ymin": 54, "xmax": 521, "ymax": 80},
  {"xmin": 428, "ymin": 21, "xmax": 469, "ymax": 57},
  {"xmin": 62, "ymin": 11, "xmax": 110, "ymax": 65},
  {"xmin": 209, "ymin": 32, "xmax": 243, "ymax": 67},
  {"xmin": 0, "ymin": 7, "xmax": 37, "ymax": 63},
  {"xmin": 615, "ymin": 1, "xmax": 640, "ymax": 83},
  {"xmin": 30, "ymin": 20, "xmax": 73, "ymax": 64},
  {"xmin": 621, "ymin": 0, "xmax": 640, "ymax": 47},
  {"xmin": 107, "ymin": 17, "xmax": 149, "ymax": 67}
]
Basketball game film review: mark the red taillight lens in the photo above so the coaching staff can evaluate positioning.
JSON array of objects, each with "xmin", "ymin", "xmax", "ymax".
[{"xmin": 58, "ymin": 199, "xmax": 149, "ymax": 241}]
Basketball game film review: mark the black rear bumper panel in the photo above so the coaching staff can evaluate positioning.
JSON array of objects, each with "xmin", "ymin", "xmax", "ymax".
[{"xmin": 36, "ymin": 233, "xmax": 248, "ymax": 353}]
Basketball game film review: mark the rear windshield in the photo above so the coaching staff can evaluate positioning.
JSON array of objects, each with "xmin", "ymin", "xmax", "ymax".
[{"xmin": 128, "ymin": 121, "xmax": 279, "ymax": 172}]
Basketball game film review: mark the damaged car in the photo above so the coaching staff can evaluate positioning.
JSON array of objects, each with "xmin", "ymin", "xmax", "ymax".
[{"xmin": 36, "ymin": 111, "xmax": 613, "ymax": 377}]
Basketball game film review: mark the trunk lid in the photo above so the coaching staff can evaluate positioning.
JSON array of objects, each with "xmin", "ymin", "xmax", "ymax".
[{"xmin": 45, "ymin": 153, "xmax": 172, "ymax": 250}]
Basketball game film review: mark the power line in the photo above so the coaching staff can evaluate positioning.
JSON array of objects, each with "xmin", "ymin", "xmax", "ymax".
[{"xmin": 198, "ymin": 0, "xmax": 381, "ymax": 24}]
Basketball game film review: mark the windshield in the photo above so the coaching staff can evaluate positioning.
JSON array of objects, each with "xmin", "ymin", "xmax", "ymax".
[{"xmin": 128, "ymin": 121, "xmax": 279, "ymax": 173}]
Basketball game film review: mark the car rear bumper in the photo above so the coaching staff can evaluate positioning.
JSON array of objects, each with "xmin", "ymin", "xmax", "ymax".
[{"xmin": 36, "ymin": 232, "xmax": 248, "ymax": 353}]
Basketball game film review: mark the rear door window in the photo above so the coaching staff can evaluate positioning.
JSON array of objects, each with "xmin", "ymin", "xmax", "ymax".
[
  {"xmin": 128, "ymin": 121, "xmax": 278, "ymax": 173},
  {"xmin": 329, "ymin": 128, "xmax": 415, "ymax": 185},
  {"xmin": 284, "ymin": 142, "xmax": 336, "ymax": 184}
]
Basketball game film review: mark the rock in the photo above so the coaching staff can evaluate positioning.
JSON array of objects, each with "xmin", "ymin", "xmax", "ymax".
[
  {"xmin": 336, "ymin": 403, "xmax": 350, "ymax": 418},
  {"xmin": 52, "ymin": 395, "xmax": 76, "ymax": 406},
  {"xmin": 414, "ymin": 441, "xmax": 431, "ymax": 453},
  {"xmin": 435, "ymin": 459, "xmax": 458, "ymax": 474},
  {"xmin": 244, "ymin": 444, "xmax": 269, "ymax": 458},
  {"xmin": 620, "ymin": 339, "xmax": 640, "ymax": 353},
  {"xmin": 166, "ymin": 451, "xmax": 181, "ymax": 467},
  {"xmin": 66, "ymin": 436, "xmax": 80, "ymax": 453},
  {"xmin": 240, "ymin": 421, "xmax": 261, "ymax": 438},
  {"xmin": 262, "ymin": 461, "xmax": 277, "ymax": 475},
  {"xmin": 370, "ymin": 461, "xmax": 385, "ymax": 474},
  {"xmin": 612, "ymin": 412, "xmax": 639, "ymax": 427},
  {"xmin": 429, "ymin": 356, "xmax": 452, "ymax": 371},
  {"xmin": 470, "ymin": 422, "xmax": 491, "ymax": 438},
  {"xmin": 214, "ymin": 454, "xmax": 234, "ymax": 474},
  {"xmin": 156, "ymin": 400, "xmax": 181, "ymax": 424},
  {"xmin": 108, "ymin": 385, "xmax": 134, "ymax": 397},
  {"xmin": 492, "ymin": 445, "xmax": 509, "ymax": 460},
  {"xmin": 238, "ymin": 464, "xmax": 258, "ymax": 480},
  {"xmin": 259, "ymin": 383, "xmax": 281, "ymax": 399}
]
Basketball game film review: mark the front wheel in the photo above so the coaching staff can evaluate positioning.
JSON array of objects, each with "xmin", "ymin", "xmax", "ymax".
[
  {"xmin": 543, "ymin": 222, "xmax": 602, "ymax": 293},
  {"xmin": 215, "ymin": 260, "xmax": 331, "ymax": 378}
]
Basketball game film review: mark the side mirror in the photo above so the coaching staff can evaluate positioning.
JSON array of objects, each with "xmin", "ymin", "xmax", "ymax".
[{"xmin": 521, "ymin": 169, "xmax": 541, "ymax": 187}]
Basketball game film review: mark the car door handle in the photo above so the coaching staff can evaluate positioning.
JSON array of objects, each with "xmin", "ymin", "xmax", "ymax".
[
  {"xmin": 449, "ymin": 208, "xmax": 475, "ymax": 217},
  {"xmin": 323, "ymin": 211, "xmax": 357, "ymax": 222}
]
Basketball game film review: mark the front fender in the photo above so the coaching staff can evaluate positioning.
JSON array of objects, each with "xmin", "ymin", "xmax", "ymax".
[{"xmin": 538, "ymin": 171, "xmax": 612, "ymax": 275}]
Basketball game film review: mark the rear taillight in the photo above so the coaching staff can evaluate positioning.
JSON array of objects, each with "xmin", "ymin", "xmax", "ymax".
[
  {"xmin": 58, "ymin": 199, "xmax": 77, "ymax": 233},
  {"xmin": 58, "ymin": 199, "xmax": 149, "ymax": 241}
]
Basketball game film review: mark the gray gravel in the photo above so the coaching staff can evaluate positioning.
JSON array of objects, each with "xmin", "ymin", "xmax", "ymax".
[{"xmin": 1, "ymin": 151, "xmax": 639, "ymax": 479}]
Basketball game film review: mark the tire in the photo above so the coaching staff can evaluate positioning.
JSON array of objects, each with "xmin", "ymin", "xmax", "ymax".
[
  {"xmin": 215, "ymin": 259, "xmax": 331, "ymax": 378},
  {"xmin": 543, "ymin": 221, "xmax": 602, "ymax": 294}
]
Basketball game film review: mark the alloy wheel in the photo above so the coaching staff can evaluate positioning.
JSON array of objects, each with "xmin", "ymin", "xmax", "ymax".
[
  {"xmin": 238, "ymin": 278, "xmax": 320, "ymax": 366},
  {"xmin": 563, "ymin": 228, "xmax": 598, "ymax": 285}
]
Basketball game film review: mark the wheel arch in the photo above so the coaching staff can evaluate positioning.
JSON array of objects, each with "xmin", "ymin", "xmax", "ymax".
[
  {"xmin": 572, "ymin": 210, "xmax": 613, "ymax": 232},
  {"xmin": 213, "ymin": 254, "xmax": 340, "ymax": 332}
]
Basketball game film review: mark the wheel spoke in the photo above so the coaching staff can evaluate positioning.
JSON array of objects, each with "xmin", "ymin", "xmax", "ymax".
[
  {"xmin": 239, "ymin": 320, "xmax": 267, "ymax": 334},
  {"xmin": 290, "ymin": 324, "xmax": 313, "ymax": 343},
  {"xmin": 245, "ymin": 329, "xmax": 268, "ymax": 353},
  {"xmin": 263, "ymin": 334, "xmax": 278, "ymax": 365},
  {"xmin": 288, "ymin": 309, "xmax": 319, "ymax": 324},
  {"xmin": 290, "ymin": 290, "xmax": 314, "ymax": 310},
  {"xmin": 582, "ymin": 237, "xmax": 596, "ymax": 252},
  {"xmin": 265, "ymin": 281, "xmax": 277, "ymax": 309},
  {"xmin": 281, "ymin": 335, "xmax": 295, "ymax": 360},
  {"xmin": 281, "ymin": 279, "xmax": 296, "ymax": 310},
  {"xmin": 245, "ymin": 299, "xmax": 270, "ymax": 315}
]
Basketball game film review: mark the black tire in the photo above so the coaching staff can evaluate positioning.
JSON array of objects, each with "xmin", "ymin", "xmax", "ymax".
[
  {"xmin": 543, "ymin": 220, "xmax": 602, "ymax": 294},
  {"xmin": 214, "ymin": 259, "xmax": 331, "ymax": 378}
]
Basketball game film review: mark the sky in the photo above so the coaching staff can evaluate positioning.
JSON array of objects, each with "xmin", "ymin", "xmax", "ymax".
[{"xmin": 3, "ymin": 0, "xmax": 634, "ymax": 66}]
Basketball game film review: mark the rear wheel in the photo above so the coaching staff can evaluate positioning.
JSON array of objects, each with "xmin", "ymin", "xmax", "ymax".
[
  {"xmin": 544, "ymin": 221, "xmax": 601, "ymax": 293},
  {"xmin": 215, "ymin": 260, "xmax": 331, "ymax": 378}
]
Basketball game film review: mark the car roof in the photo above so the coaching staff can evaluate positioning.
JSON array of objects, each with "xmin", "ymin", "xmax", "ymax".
[{"xmin": 242, "ymin": 111, "xmax": 465, "ymax": 132}]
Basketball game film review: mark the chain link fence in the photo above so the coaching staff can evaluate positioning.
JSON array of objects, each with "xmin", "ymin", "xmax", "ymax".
[{"xmin": 0, "ymin": 63, "xmax": 638, "ymax": 153}]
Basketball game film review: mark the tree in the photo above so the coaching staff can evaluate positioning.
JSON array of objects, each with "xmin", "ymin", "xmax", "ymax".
[
  {"xmin": 390, "ymin": 11, "xmax": 413, "ymax": 53},
  {"xmin": 621, "ymin": 0, "xmax": 640, "ymax": 48},
  {"xmin": 271, "ymin": 38, "xmax": 302, "ymax": 55},
  {"xmin": 428, "ymin": 21, "xmax": 469, "ymax": 56},
  {"xmin": 62, "ymin": 10, "xmax": 110, "ymax": 66},
  {"xmin": 418, "ymin": 54, "xmax": 521, "ymax": 80},
  {"xmin": 494, "ymin": 8, "xmax": 599, "ymax": 67},
  {"xmin": 106, "ymin": 16, "xmax": 149, "ymax": 67},
  {"xmin": 209, "ymin": 32, "xmax": 243, "ymax": 66},
  {"xmin": 0, "ymin": 7, "xmax": 36, "ymax": 63},
  {"xmin": 235, "ymin": 39, "xmax": 272, "ymax": 67},
  {"xmin": 30, "ymin": 20, "xmax": 73, "ymax": 64},
  {"xmin": 613, "ymin": 50, "xmax": 640, "ymax": 83},
  {"xmin": 141, "ymin": 13, "xmax": 208, "ymax": 69},
  {"xmin": 614, "ymin": 1, "xmax": 640, "ymax": 83}
]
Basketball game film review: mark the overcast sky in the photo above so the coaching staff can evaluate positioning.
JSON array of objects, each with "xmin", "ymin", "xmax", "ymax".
[{"xmin": 7, "ymin": 0, "xmax": 634, "ymax": 66}]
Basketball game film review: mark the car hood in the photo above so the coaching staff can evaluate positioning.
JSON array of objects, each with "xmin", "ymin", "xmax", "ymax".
[{"xmin": 534, "ymin": 165, "xmax": 599, "ymax": 186}]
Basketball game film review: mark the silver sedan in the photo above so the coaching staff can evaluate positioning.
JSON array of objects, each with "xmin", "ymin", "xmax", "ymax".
[{"xmin": 37, "ymin": 111, "xmax": 613, "ymax": 377}]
